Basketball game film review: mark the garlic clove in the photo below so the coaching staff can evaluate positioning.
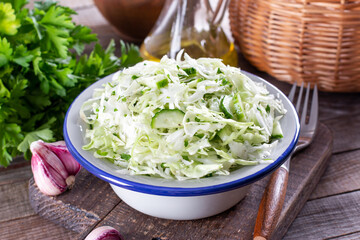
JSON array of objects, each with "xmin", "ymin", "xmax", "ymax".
[
  {"xmin": 85, "ymin": 226, "xmax": 123, "ymax": 240},
  {"xmin": 46, "ymin": 141, "xmax": 81, "ymax": 175},
  {"xmin": 31, "ymin": 141, "xmax": 69, "ymax": 179},
  {"xmin": 30, "ymin": 140, "xmax": 81, "ymax": 196},
  {"xmin": 31, "ymin": 151, "xmax": 67, "ymax": 196}
]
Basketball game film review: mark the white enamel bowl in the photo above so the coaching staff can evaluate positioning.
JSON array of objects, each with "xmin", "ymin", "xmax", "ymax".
[{"xmin": 64, "ymin": 71, "xmax": 300, "ymax": 220}]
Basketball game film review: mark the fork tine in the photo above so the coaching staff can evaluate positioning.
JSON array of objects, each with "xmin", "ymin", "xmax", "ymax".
[
  {"xmin": 295, "ymin": 82, "xmax": 304, "ymax": 113},
  {"xmin": 288, "ymin": 82, "xmax": 297, "ymax": 102},
  {"xmin": 308, "ymin": 84, "xmax": 318, "ymax": 130},
  {"xmin": 301, "ymin": 83, "xmax": 311, "ymax": 125}
]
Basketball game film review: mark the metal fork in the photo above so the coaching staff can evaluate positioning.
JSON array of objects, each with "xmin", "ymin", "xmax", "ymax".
[{"xmin": 253, "ymin": 83, "xmax": 318, "ymax": 240}]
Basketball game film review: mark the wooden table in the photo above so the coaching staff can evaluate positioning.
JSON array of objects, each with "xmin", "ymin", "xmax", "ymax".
[{"xmin": 2, "ymin": 1, "xmax": 360, "ymax": 239}]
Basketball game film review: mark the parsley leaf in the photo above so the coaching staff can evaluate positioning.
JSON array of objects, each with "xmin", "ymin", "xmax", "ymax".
[
  {"xmin": 0, "ymin": 0, "xmax": 142, "ymax": 166},
  {"xmin": 0, "ymin": 37, "xmax": 12, "ymax": 67},
  {"xmin": 120, "ymin": 40, "xmax": 142, "ymax": 68},
  {"xmin": 0, "ymin": 3, "xmax": 20, "ymax": 35}
]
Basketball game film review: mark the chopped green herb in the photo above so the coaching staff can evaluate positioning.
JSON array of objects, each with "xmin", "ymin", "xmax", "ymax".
[
  {"xmin": 217, "ymin": 68, "xmax": 223, "ymax": 74},
  {"xmin": 114, "ymin": 108, "xmax": 118, "ymax": 112},
  {"xmin": 221, "ymin": 78, "xmax": 229, "ymax": 86},
  {"xmin": 266, "ymin": 105, "xmax": 270, "ymax": 113},
  {"xmin": 203, "ymin": 94, "xmax": 213, "ymax": 101},
  {"xmin": 182, "ymin": 155, "xmax": 189, "ymax": 161},
  {"xmin": 132, "ymin": 75, "xmax": 139, "ymax": 79},
  {"xmin": 184, "ymin": 139, "xmax": 189, "ymax": 147},
  {"xmin": 120, "ymin": 153, "xmax": 131, "ymax": 160},
  {"xmin": 195, "ymin": 133, "xmax": 205, "ymax": 138},
  {"xmin": 183, "ymin": 67, "xmax": 197, "ymax": 76},
  {"xmin": 156, "ymin": 79, "xmax": 169, "ymax": 88},
  {"xmin": 141, "ymin": 89, "xmax": 150, "ymax": 95}
]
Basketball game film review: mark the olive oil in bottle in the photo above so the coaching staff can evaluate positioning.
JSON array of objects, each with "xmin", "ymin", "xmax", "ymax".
[{"xmin": 140, "ymin": 0, "xmax": 238, "ymax": 67}]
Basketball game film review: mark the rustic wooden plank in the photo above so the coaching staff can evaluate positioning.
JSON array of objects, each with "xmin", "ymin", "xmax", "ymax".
[
  {"xmin": 283, "ymin": 191, "xmax": 360, "ymax": 240},
  {"xmin": 86, "ymin": 183, "xmax": 269, "ymax": 240},
  {"xmin": 328, "ymin": 231, "xmax": 360, "ymax": 240},
  {"xmin": 0, "ymin": 181, "xmax": 35, "ymax": 223},
  {"xmin": 0, "ymin": 163, "xmax": 32, "ymax": 185},
  {"xmin": 310, "ymin": 149, "xmax": 360, "ymax": 200},
  {"xmin": 72, "ymin": 123, "xmax": 332, "ymax": 240},
  {"xmin": 29, "ymin": 168, "xmax": 121, "ymax": 234},
  {"xmin": 323, "ymin": 113, "xmax": 360, "ymax": 154},
  {"xmin": 318, "ymin": 92, "xmax": 360, "ymax": 122},
  {"xmin": 0, "ymin": 215, "xmax": 79, "ymax": 240}
]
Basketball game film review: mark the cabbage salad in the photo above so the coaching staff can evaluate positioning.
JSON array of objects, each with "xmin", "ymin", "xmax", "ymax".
[{"xmin": 80, "ymin": 52, "xmax": 287, "ymax": 180}]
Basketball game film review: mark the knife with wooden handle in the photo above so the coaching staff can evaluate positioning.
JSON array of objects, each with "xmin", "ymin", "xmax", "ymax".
[{"xmin": 253, "ymin": 161, "xmax": 289, "ymax": 240}]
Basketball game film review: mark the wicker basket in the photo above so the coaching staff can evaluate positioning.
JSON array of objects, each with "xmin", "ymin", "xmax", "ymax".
[{"xmin": 229, "ymin": 0, "xmax": 360, "ymax": 92}]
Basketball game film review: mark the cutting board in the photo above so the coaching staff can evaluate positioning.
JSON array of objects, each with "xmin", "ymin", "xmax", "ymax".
[{"xmin": 29, "ymin": 123, "xmax": 332, "ymax": 240}]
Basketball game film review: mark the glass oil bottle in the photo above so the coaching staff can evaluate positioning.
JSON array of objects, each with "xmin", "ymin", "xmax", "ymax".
[{"xmin": 140, "ymin": 0, "xmax": 238, "ymax": 66}]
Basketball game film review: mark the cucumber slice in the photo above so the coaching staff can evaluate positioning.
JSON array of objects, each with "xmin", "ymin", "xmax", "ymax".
[
  {"xmin": 271, "ymin": 119, "xmax": 283, "ymax": 139},
  {"xmin": 151, "ymin": 109, "xmax": 185, "ymax": 128},
  {"xmin": 220, "ymin": 95, "xmax": 244, "ymax": 121},
  {"xmin": 220, "ymin": 95, "xmax": 234, "ymax": 119},
  {"xmin": 218, "ymin": 125, "xmax": 232, "ymax": 142},
  {"xmin": 233, "ymin": 94, "xmax": 244, "ymax": 120}
]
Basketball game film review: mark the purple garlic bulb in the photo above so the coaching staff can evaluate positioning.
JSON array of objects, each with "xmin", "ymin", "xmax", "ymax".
[{"xmin": 30, "ymin": 140, "xmax": 81, "ymax": 196}]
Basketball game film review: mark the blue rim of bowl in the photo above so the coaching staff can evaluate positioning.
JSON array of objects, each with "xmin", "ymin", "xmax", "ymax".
[{"xmin": 64, "ymin": 71, "xmax": 300, "ymax": 197}]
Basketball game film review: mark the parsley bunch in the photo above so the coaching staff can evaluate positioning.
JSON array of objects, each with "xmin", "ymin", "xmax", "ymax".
[{"xmin": 0, "ymin": 0, "xmax": 142, "ymax": 166}]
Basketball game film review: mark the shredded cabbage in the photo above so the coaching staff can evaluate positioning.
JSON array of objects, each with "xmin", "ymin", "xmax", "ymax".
[{"xmin": 80, "ymin": 52, "xmax": 287, "ymax": 180}]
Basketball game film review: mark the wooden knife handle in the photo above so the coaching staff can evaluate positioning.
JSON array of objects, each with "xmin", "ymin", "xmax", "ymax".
[{"xmin": 253, "ymin": 167, "xmax": 289, "ymax": 240}]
